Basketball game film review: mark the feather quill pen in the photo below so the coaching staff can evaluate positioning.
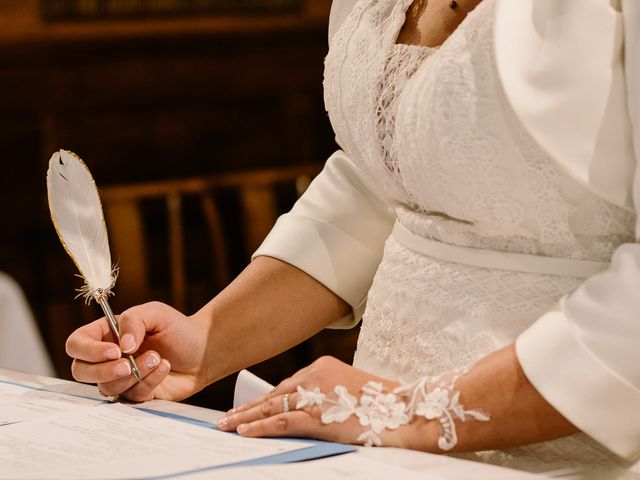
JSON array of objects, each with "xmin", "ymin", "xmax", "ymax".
[{"xmin": 47, "ymin": 150, "xmax": 141, "ymax": 382}]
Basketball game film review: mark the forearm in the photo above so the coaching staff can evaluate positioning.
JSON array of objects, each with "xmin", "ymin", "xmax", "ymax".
[
  {"xmin": 399, "ymin": 344, "xmax": 579, "ymax": 452},
  {"xmin": 194, "ymin": 256, "xmax": 351, "ymax": 386}
]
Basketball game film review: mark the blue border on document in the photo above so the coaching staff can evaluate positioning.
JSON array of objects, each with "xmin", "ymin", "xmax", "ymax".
[{"xmin": 0, "ymin": 378, "xmax": 109, "ymax": 404}]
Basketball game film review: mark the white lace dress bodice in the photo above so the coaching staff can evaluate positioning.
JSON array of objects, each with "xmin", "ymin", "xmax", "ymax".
[{"xmin": 323, "ymin": 0, "xmax": 636, "ymax": 473}]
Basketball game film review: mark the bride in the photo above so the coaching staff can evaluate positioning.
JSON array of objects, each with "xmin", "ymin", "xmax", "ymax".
[{"xmin": 66, "ymin": 0, "xmax": 640, "ymax": 475}]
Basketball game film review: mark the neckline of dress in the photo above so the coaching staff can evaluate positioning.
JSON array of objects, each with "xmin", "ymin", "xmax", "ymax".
[
  {"xmin": 392, "ymin": 0, "xmax": 486, "ymax": 52},
  {"xmin": 393, "ymin": 0, "xmax": 438, "ymax": 51}
]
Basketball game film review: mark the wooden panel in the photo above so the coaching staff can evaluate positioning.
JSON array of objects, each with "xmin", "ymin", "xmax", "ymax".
[
  {"xmin": 200, "ymin": 193, "xmax": 231, "ymax": 289},
  {"xmin": 239, "ymin": 185, "xmax": 278, "ymax": 253},
  {"xmin": 0, "ymin": 1, "xmax": 331, "ymax": 46},
  {"xmin": 104, "ymin": 200, "xmax": 150, "ymax": 309},
  {"xmin": 166, "ymin": 191, "xmax": 186, "ymax": 311}
]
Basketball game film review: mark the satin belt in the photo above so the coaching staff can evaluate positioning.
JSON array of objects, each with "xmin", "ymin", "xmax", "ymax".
[{"xmin": 392, "ymin": 221, "xmax": 609, "ymax": 279}]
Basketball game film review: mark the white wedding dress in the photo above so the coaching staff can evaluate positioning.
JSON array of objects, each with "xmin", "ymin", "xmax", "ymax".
[{"xmin": 323, "ymin": 0, "xmax": 636, "ymax": 473}]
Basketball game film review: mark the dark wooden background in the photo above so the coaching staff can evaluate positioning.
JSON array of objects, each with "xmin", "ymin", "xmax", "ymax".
[{"xmin": 0, "ymin": 0, "xmax": 360, "ymax": 410}]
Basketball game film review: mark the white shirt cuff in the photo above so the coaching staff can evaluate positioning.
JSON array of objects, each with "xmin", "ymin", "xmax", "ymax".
[{"xmin": 516, "ymin": 301, "xmax": 640, "ymax": 460}]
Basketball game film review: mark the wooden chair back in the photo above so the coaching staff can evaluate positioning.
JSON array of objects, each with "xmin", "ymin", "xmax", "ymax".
[{"xmin": 99, "ymin": 165, "xmax": 321, "ymax": 313}]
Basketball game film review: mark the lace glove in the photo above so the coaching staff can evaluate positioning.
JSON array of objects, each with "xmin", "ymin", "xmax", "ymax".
[
  {"xmin": 218, "ymin": 357, "xmax": 489, "ymax": 450},
  {"xmin": 298, "ymin": 368, "xmax": 489, "ymax": 449}
]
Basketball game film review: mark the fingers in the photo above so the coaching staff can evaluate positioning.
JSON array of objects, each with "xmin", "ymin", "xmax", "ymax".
[
  {"xmin": 117, "ymin": 305, "xmax": 155, "ymax": 355},
  {"xmin": 72, "ymin": 356, "xmax": 133, "ymax": 384},
  {"xmin": 96, "ymin": 350, "xmax": 165, "ymax": 396},
  {"xmin": 235, "ymin": 411, "xmax": 316, "ymax": 439},
  {"xmin": 67, "ymin": 302, "xmax": 171, "ymax": 374},
  {"xmin": 66, "ymin": 318, "xmax": 120, "ymax": 363},
  {"xmin": 85, "ymin": 350, "xmax": 167, "ymax": 399},
  {"xmin": 118, "ymin": 359, "xmax": 171, "ymax": 402},
  {"xmin": 221, "ymin": 388, "xmax": 362, "ymax": 444},
  {"xmin": 219, "ymin": 392, "xmax": 303, "ymax": 432},
  {"xmin": 236, "ymin": 411, "xmax": 360, "ymax": 445}
]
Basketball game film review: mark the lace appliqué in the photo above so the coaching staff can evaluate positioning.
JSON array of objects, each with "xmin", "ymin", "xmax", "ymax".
[
  {"xmin": 296, "ymin": 370, "xmax": 489, "ymax": 450},
  {"xmin": 396, "ymin": 370, "xmax": 490, "ymax": 450}
]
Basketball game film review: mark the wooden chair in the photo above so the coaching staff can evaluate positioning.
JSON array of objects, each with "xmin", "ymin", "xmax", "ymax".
[{"xmin": 99, "ymin": 164, "xmax": 321, "ymax": 314}]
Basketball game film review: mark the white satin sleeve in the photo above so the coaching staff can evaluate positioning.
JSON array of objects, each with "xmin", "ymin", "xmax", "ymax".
[
  {"xmin": 515, "ymin": 2, "xmax": 640, "ymax": 461},
  {"xmin": 252, "ymin": 150, "xmax": 394, "ymax": 328}
]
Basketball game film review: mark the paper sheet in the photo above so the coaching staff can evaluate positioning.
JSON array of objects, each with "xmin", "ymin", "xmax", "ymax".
[
  {"xmin": 0, "ymin": 403, "xmax": 311, "ymax": 480},
  {"xmin": 0, "ymin": 379, "xmax": 103, "ymax": 426},
  {"xmin": 183, "ymin": 453, "xmax": 446, "ymax": 480}
]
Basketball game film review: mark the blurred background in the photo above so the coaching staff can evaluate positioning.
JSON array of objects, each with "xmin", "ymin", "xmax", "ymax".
[{"xmin": 0, "ymin": 0, "xmax": 359, "ymax": 409}]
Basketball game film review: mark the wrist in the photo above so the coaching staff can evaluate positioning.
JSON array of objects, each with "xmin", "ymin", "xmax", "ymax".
[
  {"xmin": 380, "ymin": 414, "xmax": 440, "ymax": 451},
  {"xmin": 189, "ymin": 305, "xmax": 218, "ymax": 388},
  {"xmin": 404, "ymin": 417, "xmax": 444, "ymax": 452}
]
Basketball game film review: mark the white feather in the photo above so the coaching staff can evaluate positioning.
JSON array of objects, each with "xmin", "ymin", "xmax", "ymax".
[{"xmin": 47, "ymin": 150, "xmax": 115, "ymax": 302}]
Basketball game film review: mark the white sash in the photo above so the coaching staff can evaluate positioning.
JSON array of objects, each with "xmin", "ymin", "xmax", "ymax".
[{"xmin": 393, "ymin": 221, "xmax": 608, "ymax": 279}]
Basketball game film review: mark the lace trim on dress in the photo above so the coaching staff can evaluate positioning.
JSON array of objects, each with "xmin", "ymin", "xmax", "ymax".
[
  {"xmin": 324, "ymin": 0, "xmax": 438, "ymax": 206},
  {"xmin": 297, "ymin": 368, "xmax": 489, "ymax": 450},
  {"xmin": 376, "ymin": 44, "xmax": 435, "ymax": 176}
]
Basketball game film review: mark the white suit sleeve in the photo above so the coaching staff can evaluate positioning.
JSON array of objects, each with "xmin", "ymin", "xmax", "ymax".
[
  {"xmin": 516, "ymin": 2, "xmax": 640, "ymax": 461},
  {"xmin": 253, "ymin": 151, "xmax": 394, "ymax": 328}
]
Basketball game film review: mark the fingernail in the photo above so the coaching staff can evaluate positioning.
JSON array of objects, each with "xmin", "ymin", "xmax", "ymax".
[
  {"xmin": 227, "ymin": 408, "xmax": 236, "ymax": 415},
  {"xmin": 105, "ymin": 347, "xmax": 120, "ymax": 360},
  {"xmin": 157, "ymin": 360, "xmax": 170, "ymax": 374},
  {"xmin": 145, "ymin": 353, "xmax": 160, "ymax": 370},
  {"xmin": 115, "ymin": 361, "xmax": 131, "ymax": 377},
  {"xmin": 217, "ymin": 416, "xmax": 228, "ymax": 430},
  {"xmin": 121, "ymin": 334, "xmax": 135, "ymax": 353},
  {"xmin": 237, "ymin": 424, "xmax": 248, "ymax": 434}
]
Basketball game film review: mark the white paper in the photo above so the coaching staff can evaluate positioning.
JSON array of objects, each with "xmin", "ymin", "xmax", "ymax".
[
  {"xmin": 0, "ymin": 403, "xmax": 310, "ymax": 480},
  {"xmin": 183, "ymin": 453, "xmax": 445, "ymax": 480},
  {"xmin": 183, "ymin": 450, "xmax": 551, "ymax": 480},
  {"xmin": 0, "ymin": 380, "xmax": 103, "ymax": 426},
  {"xmin": 141, "ymin": 398, "xmax": 223, "ymax": 424},
  {"xmin": 233, "ymin": 369, "xmax": 274, "ymax": 408},
  {"xmin": 355, "ymin": 447, "xmax": 551, "ymax": 480}
]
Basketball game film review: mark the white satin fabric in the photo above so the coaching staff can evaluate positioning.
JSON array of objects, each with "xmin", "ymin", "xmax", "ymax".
[
  {"xmin": 494, "ymin": 0, "xmax": 640, "ymax": 462},
  {"xmin": 254, "ymin": 0, "xmax": 640, "ymax": 471}
]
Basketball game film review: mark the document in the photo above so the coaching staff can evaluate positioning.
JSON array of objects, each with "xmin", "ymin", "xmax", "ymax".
[
  {"xmin": 0, "ymin": 379, "xmax": 103, "ymax": 426},
  {"xmin": 185, "ymin": 454, "xmax": 447, "ymax": 480},
  {"xmin": 0, "ymin": 403, "xmax": 312, "ymax": 480}
]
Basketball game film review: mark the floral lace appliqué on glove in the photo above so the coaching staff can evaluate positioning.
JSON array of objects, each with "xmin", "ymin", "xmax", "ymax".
[{"xmin": 296, "ymin": 370, "xmax": 489, "ymax": 449}]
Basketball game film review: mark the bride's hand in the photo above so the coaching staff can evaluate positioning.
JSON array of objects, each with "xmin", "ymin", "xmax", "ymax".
[
  {"xmin": 66, "ymin": 301, "xmax": 209, "ymax": 402},
  {"xmin": 217, "ymin": 356, "xmax": 425, "ymax": 448}
]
